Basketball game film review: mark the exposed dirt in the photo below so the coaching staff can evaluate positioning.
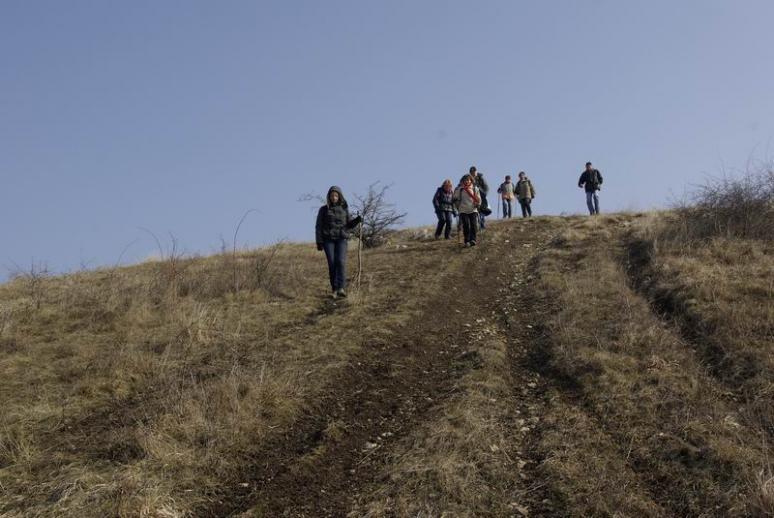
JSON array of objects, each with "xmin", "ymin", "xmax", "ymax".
[{"xmin": 198, "ymin": 220, "xmax": 559, "ymax": 517}]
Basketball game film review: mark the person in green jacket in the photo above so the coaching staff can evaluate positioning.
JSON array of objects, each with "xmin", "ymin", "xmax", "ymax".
[{"xmin": 515, "ymin": 171, "xmax": 536, "ymax": 218}]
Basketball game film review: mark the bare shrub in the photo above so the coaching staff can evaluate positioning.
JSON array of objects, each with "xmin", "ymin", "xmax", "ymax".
[
  {"xmin": 671, "ymin": 163, "xmax": 774, "ymax": 242},
  {"xmin": 300, "ymin": 182, "xmax": 407, "ymax": 248},
  {"xmin": 8, "ymin": 260, "xmax": 50, "ymax": 310},
  {"xmin": 352, "ymin": 182, "xmax": 407, "ymax": 248}
]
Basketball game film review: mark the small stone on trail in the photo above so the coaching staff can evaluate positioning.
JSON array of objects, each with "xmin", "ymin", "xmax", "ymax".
[{"xmin": 364, "ymin": 442, "xmax": 378, "ymax": 450}]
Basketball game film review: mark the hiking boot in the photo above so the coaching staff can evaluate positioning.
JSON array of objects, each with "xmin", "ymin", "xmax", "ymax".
[
  {"xmin": 464, "ymin": 242, "xmax": 471, "ymax": 248},
  {"xmin": 337, "ymin": 289, "xmax": 347, "ymax": 298},
  {"xmin": 331, "ymin": 290, "xmax": 338, "ymax": 299},
  {"xmin": 470, "ymin": 240, "xmax": 477, "ymax": 246}
]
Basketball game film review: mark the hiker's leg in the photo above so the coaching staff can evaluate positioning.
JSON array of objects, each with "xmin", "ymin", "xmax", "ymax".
[
  {"xmin": 520, "ymin": 200, "xmax": 527, "ymax": 218},
  {"xmin": 443, "ymin": 211, "xmax": 453, "ymax": 238},
  {"xmin": 461, "ymin": 213, "xmax": 471, "ymax": 243},
  {"xmin": 322, "ymin": 240, "xmax": 336, "ymax": 291},
  {"xmin": 525, "ymin": 199, "xmax": 532, "ymax": 217},
  {"xmin": 593, "ymin": 192, "xmax": 600, "ymax": 214},
  {"xmin": 333, "ymin": 238, "xmax": 348, "ymax": 290},
  {"xmin": 434, "ymin": 212, "xmax": 445, "ymax": 238},
  {"xmin": 586, "ymin": 192, "xmax": 595, "ymax": 215},
  {"xmin": 470, "ymin": 213, "xmax": 478, "ymax": 243}
]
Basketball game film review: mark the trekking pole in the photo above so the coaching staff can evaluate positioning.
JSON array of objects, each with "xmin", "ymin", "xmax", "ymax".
[{"xmin": 356, "ymin": 216, "xmax": 363, "ymax": 293}]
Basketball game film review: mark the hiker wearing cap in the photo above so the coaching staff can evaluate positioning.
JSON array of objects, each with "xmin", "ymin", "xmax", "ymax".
[
  {"xmin": 469, "ymin": 166, "xmax": 491, "ymax": 229},
  {"xmin": 453, "ymin": 174, "xmax": 481, "ymax": 247},
  {"xmin": 578, "ymin": 162, "xmax": 603, "ymax": 215},
  {"xmin": 315, "ymin": 186, "xmax": 362, "ymax": 298},
  {"xmin": 497, "ymin": 175, "xmax": 516, "ymax": 218},
  {"xmin": 432, "ymin": 179, "xmax": 457, "ymax": 239},
  {"xmin": 515, "ymin": 171, "xmax": 536, "ymax": 218}
]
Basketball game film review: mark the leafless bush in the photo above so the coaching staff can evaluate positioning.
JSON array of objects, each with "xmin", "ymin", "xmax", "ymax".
[
  {"xmin": 352, "ymin": 182, "xmax": 407, "ymax": 248},
  {"xmin": 8, "ymin": 260, "xmax": 50, "ymax": 310},
  {"xmin": 671, "ymin": 163, "xmax": 774, "ymax": 241},
  {"xmin": 300, "ymin": 182, "xmax": 407, "ymax": 248}
]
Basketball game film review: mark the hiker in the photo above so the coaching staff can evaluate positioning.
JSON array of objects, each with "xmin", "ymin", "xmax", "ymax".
[
  {"xmin": 453, "ymin": 174, "xmax": 481, "ymax": 247},
  {"xmin": 433, "ymin": 179, "xmax": 457, "ymax": 239},
  {"xmin": 315, "ymin": 186, "xmax": 362, "ymax": 298},
  {"xmin": 497, "ymin": 175, "xmax": 516, "ymax": 218},
  {"xmin": 578, "ymin": 161, "xmax": 603, "ymax": 215},
  {"xmin": 515, "ymin": 171, "xmax": 536, "ymax": 218},
  {"xmin": 469, "ymin": 166, "xmax": 491, "ymax": 229}
]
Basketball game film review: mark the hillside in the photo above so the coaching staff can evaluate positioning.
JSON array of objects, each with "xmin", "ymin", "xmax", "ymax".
[{"xmin": 1, "ymin": 214, "xmax": 772, "ymax": 517}]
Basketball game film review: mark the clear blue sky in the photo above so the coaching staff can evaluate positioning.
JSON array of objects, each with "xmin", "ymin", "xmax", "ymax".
[{"xmin": 2, "ymin": 0, "xmax": 773, "ymax": 274}]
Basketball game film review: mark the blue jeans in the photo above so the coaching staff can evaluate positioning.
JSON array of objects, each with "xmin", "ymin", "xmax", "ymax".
[
  {"xmin": 502, "ymin": 199, "xmax": 512, "ymax": 218},
  {"xmin": 586, "ymin": 191, "xmax": 600, "ymax": 215},
  {"xmin": 322, "ymin": 239, "xmax": 348, "ymax": 291},
  {"xmin": 435, "ymin": 210, "xmax": 453, "ymax": 238}
]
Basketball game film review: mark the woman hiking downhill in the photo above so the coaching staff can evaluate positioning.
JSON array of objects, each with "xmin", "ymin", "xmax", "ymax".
[
  {"xmin": 315, "ymin": 186, "xmax": 362, "ymax": 298},
  {"xmin": 453, "ymin": 174, "xmax": 481, "ymax": 247},
  {"xmin": 432, "ymin": 179, "xmax": 457, "ymax": 239}
]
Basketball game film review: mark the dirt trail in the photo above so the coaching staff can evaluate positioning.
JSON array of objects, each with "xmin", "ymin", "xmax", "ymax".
[{"xmin": 208, "ymin": 220, "xmax": 559, "ymax": 517}]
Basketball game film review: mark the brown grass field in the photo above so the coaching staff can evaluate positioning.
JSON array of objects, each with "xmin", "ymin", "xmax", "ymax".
[{"xmin": 1, "ymin": 213, "xmax": 772, "ymax": 517}]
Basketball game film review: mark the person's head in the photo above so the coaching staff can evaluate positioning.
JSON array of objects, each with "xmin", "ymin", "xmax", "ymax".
[
  {"xmin": 442, "ymin": 179, "xmax": 453, "ymax": 190},
  {"xmin": 505, "ymin": 175, "xmax": 511, "ymax": 182},
  {"xmin": 518, "ymin": 171, "xmax": 526, "ymax": 180},
  {"xmin": 585, "ymin": 162, "xmax": 593, "ymax": 171},
  {"xmin": 327, "ymin": 186, "xmax": 346, "ymax": 207},
  {"xmin": 469, "ymin": 166, "xmax": 477, "ymax": 176},
  {"xmin": 462, "ymin": 174, "xmax": 473, "ymax": 186}
]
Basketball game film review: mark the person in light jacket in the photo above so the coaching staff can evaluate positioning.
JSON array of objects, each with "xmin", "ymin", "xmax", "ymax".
[
  {"xmin": 515, "ymin": 171, "xmax": 536, "ymax": 218},
  {"xmin": 315, "ymin": 186, "xmax": 362, "ymax": 298},
  {"xmin": 453, "ymin": 174, "xmax": 481, "ymax": 247},
  {"xmin": 497, "ymin": 175, "xmax": 516, "ymax": 218}
]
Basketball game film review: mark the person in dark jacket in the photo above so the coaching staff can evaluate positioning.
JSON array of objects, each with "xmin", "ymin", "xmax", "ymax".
[
  {"xmin": 315, "ymin": 186, "xmax": 362, "ymax": 298},
  {"xmin": 470, "ymin": 166, "xmax": 491, "ymax": 229},
  {"xmin": 433, "ymin": 179, "xmax": 456, "ymax": 239},
  {"xmin": 578, "ymin": 162, "xmax": 603, "ymax": 215}
]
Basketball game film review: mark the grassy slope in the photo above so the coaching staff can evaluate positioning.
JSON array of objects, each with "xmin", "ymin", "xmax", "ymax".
[{"xmin": 1, "ymin": 214, "xmax": 771, "ymax": 517}]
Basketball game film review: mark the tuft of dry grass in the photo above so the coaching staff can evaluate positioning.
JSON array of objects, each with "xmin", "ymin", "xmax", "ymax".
[
  {"xmin": 0, "ymin": 236, "xmax": 457, "ymax": 516},
  {"xmin": 530, "ymin": 216, "xmax": 770, "ymax": 516}
]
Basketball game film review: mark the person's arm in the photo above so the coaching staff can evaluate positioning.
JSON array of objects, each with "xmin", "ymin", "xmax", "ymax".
[
  {"xmin": 315, "ymin": 207, "xmax": 325, "ymax": 250},
  {"xmin": 597, "ymin": 170, "xmax": 603, "ymax": 185},
  {"xmin": 432, "ymin": 189, "xmax": 441, "ymax": 211},
  {"xmin": 497, "ymin": 183, "xmax": 503, "ymax": 194},
  {"xmin": 530, "ymin": 181, "xmax": 536, "ymax": 198},
  {"xmin": 578, "ymin": 172, "xmax": 586, "ymax": 188}
]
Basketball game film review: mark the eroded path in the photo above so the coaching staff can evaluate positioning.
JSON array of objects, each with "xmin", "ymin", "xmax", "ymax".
[{"xmin": 227, "ymin": 219, "xmax": 560, "ymax": 517}]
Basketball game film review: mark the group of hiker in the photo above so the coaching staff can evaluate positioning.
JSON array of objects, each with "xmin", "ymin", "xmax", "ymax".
[
  {"xmin": 432, "ymin": 167, "xmax": 539, "ymax": 246},
  {"xmin": 315, "ymin": 162, "xmax": 604, "ymax": 297}
]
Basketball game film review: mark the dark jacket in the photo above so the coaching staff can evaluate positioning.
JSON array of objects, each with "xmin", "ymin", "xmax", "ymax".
[
  {"xmin": 433, "ymin": 186, "xmax": 456, "ymax": 212},
  {"xmin": 578, "ymin": 169, "xmax": 603, "ymax": 193},
  {"xmin": 315, "ymin": 186, "xmax": 361, "ymax": 245},
  {"xmin": 474, "ymin": 173, "xmax": 489, "ymax": 195}
]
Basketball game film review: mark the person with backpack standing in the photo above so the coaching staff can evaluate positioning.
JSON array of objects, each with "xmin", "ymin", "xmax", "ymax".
[
  {"xmin": 315, "ymin": 186, "xmax": 362, "ymax": 298},
  {"xmin": 453, "ymin": 174, "xmax": 481, "ymax": 247},
  {"xmin": 578, "ymin": 161, "xmax": 603, "ymax": 215},
  {"xmin": 432, "ymin": 179, "xmax": 456, "ymax": 239},
  {"xmin": 515, "ymin": 171, "xmax": 536, "ymax": 218},
  {"xmin": 497, "ymin": 175, "xmax": 516, "ymax": 218},
  {"xmin": 469, "ymin": 166, "xmax": 491, "ymax": 229}
]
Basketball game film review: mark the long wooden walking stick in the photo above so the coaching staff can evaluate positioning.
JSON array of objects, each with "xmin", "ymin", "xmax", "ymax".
[{"xmin": 356, "ymin": 218, "xmax": 363, "ymax": 292}]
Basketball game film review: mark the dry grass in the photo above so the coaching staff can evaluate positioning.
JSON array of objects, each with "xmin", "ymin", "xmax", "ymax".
[
  {"xmin": 0, "ymin": 237, "xmax": 453, "ymax": 517},
  {"xmin": 531, "ymin": 215, "xmax": 770, "ymax": 516}
]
